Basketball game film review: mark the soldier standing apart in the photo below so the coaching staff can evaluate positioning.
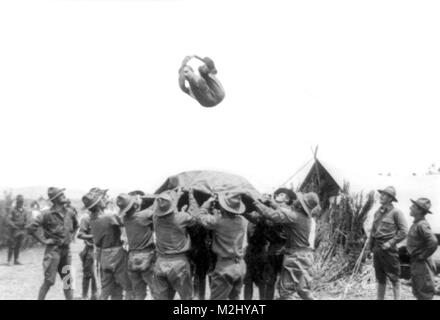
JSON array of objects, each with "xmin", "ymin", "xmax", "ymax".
[
  {"xmin": 407, "ymin": 198, "xmax": 438, "ymax": 300},
  {"xmin": 367, "ymin": 186, "xmax": 407, "ymax": 300},
  {"xmin": 117, "ymin": 194, "xmax": 156, "ymax": 300},
  {"xmin": 5, "ymin": 195, "xmax": 29, "ymax": 265},
  {"xmin": 27, "ymin": 187, "xmax": 79, "ymax": 300},
  {"xmin": 188, "ymin": 190, "xmax": 247, "ymax": 300},
  {"xmin": 152, "ymin": 189, "xmax": 196, "ymax": 300},
  {"xmin": 81, "ymin": 190, "xmax": 133, "ymax": 300},
  {"xmin": 244, "ymin": 191, "xmax": 320, "ymax": 300}
]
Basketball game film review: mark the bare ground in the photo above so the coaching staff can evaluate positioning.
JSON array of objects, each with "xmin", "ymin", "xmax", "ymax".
[{"xmin": 0, "ymin": 241, "xmax": 438, "ymax": 300}]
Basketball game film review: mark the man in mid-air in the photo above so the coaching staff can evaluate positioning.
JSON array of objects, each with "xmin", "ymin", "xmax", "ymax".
[{"xmin": 178, "ymin": 55, "xmax": 225, "ymax": 108}]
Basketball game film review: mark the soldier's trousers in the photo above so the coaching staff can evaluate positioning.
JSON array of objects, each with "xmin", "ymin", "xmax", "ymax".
[
  {"xmin": 7, "ymin": 234, "xmax": 24, "ymax": 262},
  {"xmin": 43, "ymin": 245, "xmax": 72, "ymax": 286},
  {"xmin": 210, "ymin": 257, "xmax": 246, "ymax": 300},
  {"xmin": 128, "ymin": 249, "xmax": 156, "ymax": 300},
  {"xmin": 411, "ymin": 258, "xmax": 436, "ymax": 300},
  {"xmin": 79, "ymin": 245, "xmax": 97, "ymax": 299},
  {"xmin": 153, "ymin": 254, "xmax": 193, "ymax": 300},
  {"xmin": 279, "ymin": 249, "xmax": 315, "ymax": 300},
  {"xmin": 99, "ymin": 246, "xmax": 133, "ymax": 300},
  {"xmin": 373, "ymin": 245, "xmax": 400, "ymax": 284}
]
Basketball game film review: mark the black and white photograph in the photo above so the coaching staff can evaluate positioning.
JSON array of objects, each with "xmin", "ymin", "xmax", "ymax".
[{"xmin": 0, "ymin": 0, "xmax": 440, "ymax": 305}]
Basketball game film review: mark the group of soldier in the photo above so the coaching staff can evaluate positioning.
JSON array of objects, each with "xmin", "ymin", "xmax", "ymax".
[{"xmin": 3, "ymin": 184, "xmax": 438, "ymax": 300}]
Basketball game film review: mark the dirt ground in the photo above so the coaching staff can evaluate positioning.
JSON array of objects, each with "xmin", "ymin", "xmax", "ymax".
[{"xmin": 0, "ymin": 241, "xmax": 438, "ymax": 300}]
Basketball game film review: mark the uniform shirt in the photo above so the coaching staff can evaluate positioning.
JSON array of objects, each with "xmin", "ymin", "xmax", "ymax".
[
  {"xmin": 406, "ymin": 217, "xmax": 438, "ymax": 261},
  {"xmin": 27, "ymin": 205, "xmax": 79, "ymax": 246},
  {"xmin": 6, "ymin": 207, "xmax": 29, "ymax": 235},
  {"xmin": 371, "ymin": 204, "xmax": 407, "ymax": 247},
  {"xmin": 78, "ymin": 215, "xmax": 94, "ymax": 247},
  {"xmin": 153, "ymin": 211, "xmax": 195, "ymax": 255},
  {"xmin": 89, "ymin": 213, "xmax": 123, "ymax": 249},
  {"xmin": 253, "ymin": 201, "xmax": 311, "ymax": 250},
  {"xmin": 192, "ymin": 204, "xmax": 247, "ymax": 259},
  {"xmin": 123, "ymin": 209, "xmax": 155, "ymax": 251}
]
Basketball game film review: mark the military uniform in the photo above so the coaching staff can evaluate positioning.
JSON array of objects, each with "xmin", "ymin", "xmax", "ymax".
[
  {"xmin": 5, "ymin": 206, "xmax": 29, "ymax": 264},
  {"xmin": 192, "ymin": 201, "xmax": 247, "ymax": 300},
  {"xmin": 123, "ymin": 208, "xmax": 156, "ymax": 300},
  {"xmin": 77, "ymin": 214, "xmax": 98, "ymax": 299},
  {"xmin": 253, "ymin": 201, "xmax": 315, "ymax": 300},
  {"xmin": 27, "ymin": 204, "xmax": 78, "ymax": 299},
  {"xmin": 407, "ymin": 217, "xmax": 438, "ymax": 300},
  {"xmin": 152, "ymin": 210, "xmax": 196, "ymax": 300},
  {"xmin": 178, "ymin": 56, "xmax": 225, "ymax": 108},
  {"xmin": 370, "ymin": 204, "xmax": 407, "ymax": 284},
  {"xmin": 90, "ymin": 213, "xmax": 133, "ymax": 300}
]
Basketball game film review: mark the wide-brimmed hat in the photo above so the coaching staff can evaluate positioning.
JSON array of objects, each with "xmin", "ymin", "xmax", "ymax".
[
  {"xmin": 377, "ymin": 186, "xmax": 398, "ymax": 202},
  {"xmin": 116, "ymin": 194, "xmax": 136, "ymax": 215},
  {"xmin": 273, "ymin": 187, "xmax": 296, "ymax": 204},
  {"xmin": 297, "ymin": 192, "xmax": 320, "ymax": 217},
  {"xmin": 218, "ymin": 192, "xmax": 246, "ymax": 215},
  {"xmin": 154, "ymin": 191, "xmax": 177, "ymax": 217},
  {"xmin": 89, "ymin": 187, "xmax": 109, "ymax": 196},
  {"xmin": 82, "ymin": 191, "xmax": 104, "ymax": 210},
  {"xmin": 411, "ymin": 197, "xmax": 432, "ymax": 214},
  {"xmin": 48, "ymin": 187, "xmax": 66, "ymax": 202}
]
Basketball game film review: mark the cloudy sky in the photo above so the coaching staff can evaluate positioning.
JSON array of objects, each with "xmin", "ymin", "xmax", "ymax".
[{"xmin": 0, "ymin": 0, "xmax": 439, "ymax": 194}]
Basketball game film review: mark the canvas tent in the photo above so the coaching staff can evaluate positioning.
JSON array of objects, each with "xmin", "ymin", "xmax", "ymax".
[{"xmin": 283, "ymin": 157, "xmax": 440, "ymax": 234}]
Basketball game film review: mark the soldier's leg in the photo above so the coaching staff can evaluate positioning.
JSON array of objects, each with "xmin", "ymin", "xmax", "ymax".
[
  {"xmin": 129, "ymin": 270, "xmax": 147, "ymax": 300},
  {"xmin": 210, "ymin": 261, "xmax": 234, "ymax": 300},
  {"xmin": 142, "ymin": 267, "xmax": 156, "ymax": 299},
  {"xmin": 57, "ymin": 247, "xmax": 73, "ymax": 300},
  {"xmin": 7, "ymin": 237, "xmax": 14, "ymax": 263},
  {"xmin": 14, "ymin": 234, "xmax": 24, "ymax": 263},
  {"xmin": 111, "ymin": 283, "xmax": 124, "ymax": 300},
  {"xmin": 411, "ymin": 260, "xmax": 436, "ymax": 300},
  {"xmin": 100, "ymin": 270, "xmax": 115, "ymax": 300},
  {"xmin": 292, "ymin": 251, "xmax": 315, "ymax": 300},
  {"xmin": 90, "ymin": 273, "xmax": 98, "ymax": 300},
  {"xmin": 381, "ymin": 248, "xmax": 401, "ymax": 300},
  {"xmin": 153, "ymin": 257, "xmax": 174, "ymax": 300},
  {"xmin": 243, "ymin": 270, "xmax": 254, "ymax": 300},
  {"xmin": 278, "ymin": 254, "xmax": 299, "ymax": 300},
  {"xmin": 373, "ymin": 247, "xmax": 387, "ymax": 300},
  {"xmin": 228, "ymin": 260, "xmax": 246, "ymax": 300},
  {"xmin": 38, "ymin": 246, "xmax": 60, "ymax": 300},
  {"xmin": 169, "ymin": 256, "xmax": 193, "ymax": 300},
  {"xmin": 80, "ymin": 247, "xmax": 91, "ymax": 299}
]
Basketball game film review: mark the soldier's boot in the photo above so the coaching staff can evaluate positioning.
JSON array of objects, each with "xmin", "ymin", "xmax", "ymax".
[
  {"xmin": 38, "ymin": 281, "xmax": 53, "ymax": 300},
  {"xmin": 392, "ymin": 281, "xmax": 401, "ymax": 300},
  {"xmin": 377, "ymin": 283, "xmax": 386, "ymax": 300},
  {"xmin": 63, "ymin": 289, "xmax": 74, "ymax": 300}
]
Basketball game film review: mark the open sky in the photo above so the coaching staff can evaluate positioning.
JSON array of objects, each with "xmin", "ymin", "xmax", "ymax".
[{"xmin": 0, "ymin": 0, "xmax": 439, "ymax": 193}]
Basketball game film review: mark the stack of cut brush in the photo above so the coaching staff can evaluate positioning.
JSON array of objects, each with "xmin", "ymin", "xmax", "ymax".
[{"xmin": 310, "ymin": 182, "xmax": 375, "ymax": 293}]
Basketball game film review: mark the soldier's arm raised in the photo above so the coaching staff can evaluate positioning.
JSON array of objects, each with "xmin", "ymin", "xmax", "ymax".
[{"xmin": 253, "ymin": 200, "xmax": 298, "ymax": 224}]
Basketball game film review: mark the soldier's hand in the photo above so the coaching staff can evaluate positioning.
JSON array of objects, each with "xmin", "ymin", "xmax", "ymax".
[
  {"xmin": 381, "ymin": 242, "xmax": 392, "ymax": 251},
  {"xmin": 45, "ymin": 239, "xmax": 56, "ymax": 245}
]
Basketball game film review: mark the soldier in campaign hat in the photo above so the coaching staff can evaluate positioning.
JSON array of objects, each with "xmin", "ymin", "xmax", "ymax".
[
  {"xmin": 188, "ymin": 190, "xmax": 248, "ymax": 300},
  {"xmin": 367, "ymin": 186, "xmax": 407, "ymax": 300},
  {"xmin": 152, "ymin": 189, "xmax": 196, "ymax": 300},
  {"xmin": 81, "ymin": 190, "xmax": 133, "ymax": 300},
  {"xmin": 407, "ymin": 197, "xmax": 438, "ymax": 300},
  {"xmin": 27, "ymin": 187, "xmax": 79, "ymax": 300}
]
